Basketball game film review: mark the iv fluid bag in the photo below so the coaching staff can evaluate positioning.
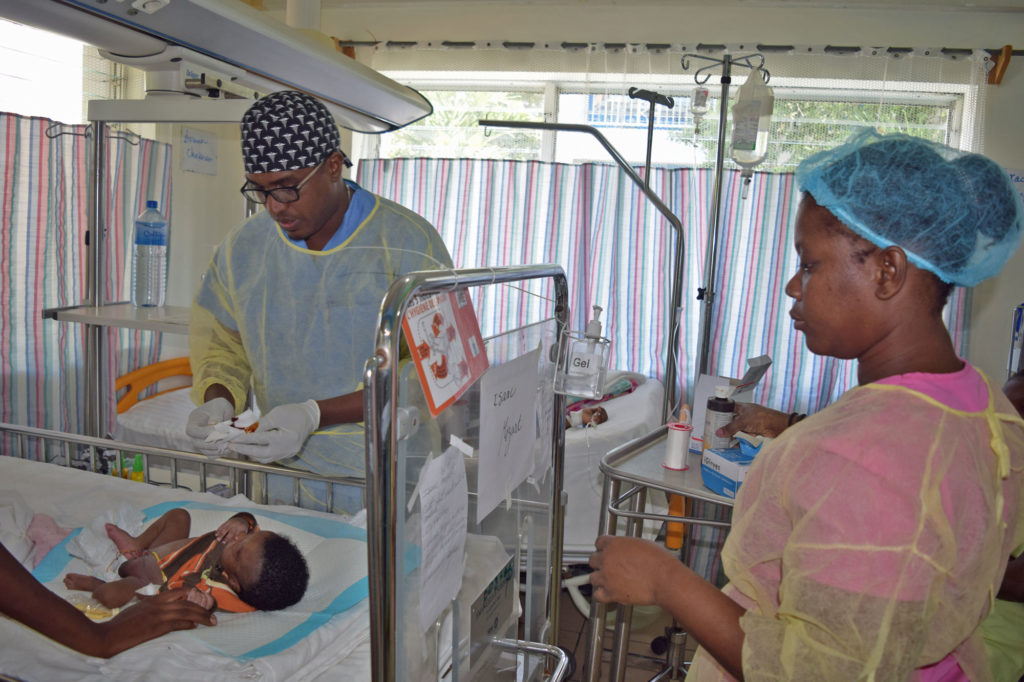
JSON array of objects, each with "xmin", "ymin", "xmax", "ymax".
[
  {"xmin": 731, "ymin": 67, "xmax": 774, "ymax": 169},
  {"xmin": 691, "ymin": 87, "xmax": 710, "ymax": 116}
]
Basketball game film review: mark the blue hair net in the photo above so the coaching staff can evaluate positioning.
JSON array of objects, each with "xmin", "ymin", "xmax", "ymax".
[{"xmin": 796, "ymin": 128, "xmax": 1023, "ymax": 286}]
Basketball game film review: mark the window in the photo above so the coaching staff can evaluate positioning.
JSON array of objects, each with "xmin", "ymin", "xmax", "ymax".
[
  {"xmin": 380, "ymin": 89, "xmax": 546, "ymax": 159},
  {"xmin": 365, "ymin": 74, "xmax": 967, "ymax": 171},
  {"xmin": 0, "ymin": 19, "xmax": 144, "ymax": 126},
  {"xmin": 0, "ymin": 19, "xmax": 85, "ymax": 124}
]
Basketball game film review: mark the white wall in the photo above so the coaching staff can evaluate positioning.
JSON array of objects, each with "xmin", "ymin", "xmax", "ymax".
[
  {"xmin": 158, "ymin": 122, "xmax": 245, "ymax": 358},
  {"xmin": 969, "ymin": 65, "xmax": 1024, "ymax": 381}
]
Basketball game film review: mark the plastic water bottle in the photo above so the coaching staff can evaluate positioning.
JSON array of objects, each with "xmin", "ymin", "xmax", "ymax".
[{"xmin": 131, "ymin": 200, "xmax": 168, "ymax": 307}]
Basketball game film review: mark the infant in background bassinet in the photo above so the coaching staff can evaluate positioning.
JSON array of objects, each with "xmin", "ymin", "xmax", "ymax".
[{"xmin": 63, "ymin": 508, "xmax": 308, "ymax": 613}]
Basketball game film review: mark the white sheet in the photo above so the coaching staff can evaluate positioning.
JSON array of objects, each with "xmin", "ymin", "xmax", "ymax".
[
  {"xmin": 114, "ymin": 387, "xmax": 195, "ymax": 451},
  {"xmin": 0, "ymin": 455, "xmax": 372, "ymax": 682},
  {"xmin": 562, "ymin": 371, "xmax": 666, "ymax": 560}
]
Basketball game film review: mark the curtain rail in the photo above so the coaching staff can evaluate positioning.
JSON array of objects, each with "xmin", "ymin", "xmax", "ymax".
[{"xmin": 336, "ymin": 40, "xmax": 1021, "ymax": 58}]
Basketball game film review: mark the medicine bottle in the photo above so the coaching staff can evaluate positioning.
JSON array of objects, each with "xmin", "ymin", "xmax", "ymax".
[{"xmin": 703, "ymin": 385, "xmax": 735, "ymax": 451}]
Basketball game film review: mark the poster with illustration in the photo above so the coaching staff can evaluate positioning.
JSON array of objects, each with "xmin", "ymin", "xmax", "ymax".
[
  {"xmin": 402, "ymin": 290, "xmax": 488, "ymax": 417},
  {"xmin": 476, "ymin": 347, "xmax": 541, "ymax": 524}
]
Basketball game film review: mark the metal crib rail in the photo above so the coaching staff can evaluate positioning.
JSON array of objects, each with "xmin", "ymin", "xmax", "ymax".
[{"xmin": 0, "ymin": 422, "xmax": 364, "ymax": 508}]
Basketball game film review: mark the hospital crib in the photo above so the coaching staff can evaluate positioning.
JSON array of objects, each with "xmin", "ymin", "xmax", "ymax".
[
  {"xmin": 0, "ymin": 423, "xmax": 376, "ymax": 679},
  {"xmin": 0, "ymin": 409, "xmax": 569, "ymax": 679},
  {"xmin": 1, "ymin": 266, "xmax": 572, "ymax": 681}
]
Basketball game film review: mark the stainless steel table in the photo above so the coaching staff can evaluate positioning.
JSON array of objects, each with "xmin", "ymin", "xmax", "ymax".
[{"xmin": 583, "ymin": 424, "xmax": 735, "ymax": 682}]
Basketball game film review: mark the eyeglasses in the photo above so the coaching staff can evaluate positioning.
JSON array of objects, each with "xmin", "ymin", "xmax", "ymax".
[{"xmin": 240, "ymin": 159, "xmax": 325, "ymax": 205}]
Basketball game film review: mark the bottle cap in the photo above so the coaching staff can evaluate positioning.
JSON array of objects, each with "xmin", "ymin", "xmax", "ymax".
[
  {"xmin": 585, "ymin": 305, "xmax": 604, "ymax": 339},
  {"xmin": 146, "ymin": 200, "xmax": 158, "ymax": 209},
  {"xmin": 713, "ymin": 385, "xmax": 732, "ymax": 399}
]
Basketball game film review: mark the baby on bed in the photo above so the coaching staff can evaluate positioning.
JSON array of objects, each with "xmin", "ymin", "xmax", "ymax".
[{"xmin": 63, "ymin": 508, "xmax": 308, "ymax": 613}]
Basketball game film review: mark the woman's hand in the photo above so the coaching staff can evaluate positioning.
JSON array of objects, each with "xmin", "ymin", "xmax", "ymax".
[
  {"xmin": 716, "ymin": 402, "xmax": 790, "ymax": 439},
  {"xmin": 588, "ymin": 535, "xmax": 748, "ymax": 679},
  {"xmin": 94, "ymin": 589, "xmax": 216, "ymax": 657},
  {"xmin": 588, "ymin": 536, "xmax": 681, "ymax": 605}
]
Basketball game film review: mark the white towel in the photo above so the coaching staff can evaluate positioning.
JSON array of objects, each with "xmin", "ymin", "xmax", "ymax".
[{"xmin": 66, "ymin": 502, "xmax": 145, "ymax": 582}]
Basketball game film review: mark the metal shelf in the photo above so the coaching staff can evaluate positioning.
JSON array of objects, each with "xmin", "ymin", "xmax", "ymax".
[{"xmin": 43, "ymin": 303, "xmax": 190, "ymax": 334}]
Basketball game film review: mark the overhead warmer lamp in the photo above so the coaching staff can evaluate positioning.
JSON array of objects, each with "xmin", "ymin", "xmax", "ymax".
[{"xmin": 0, "ymin": 0, "xmax": 433, "ymax": 132}]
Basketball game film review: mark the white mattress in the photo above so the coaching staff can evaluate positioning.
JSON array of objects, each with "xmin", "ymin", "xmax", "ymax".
[
  {"xmin": 562, "ymin": 372, "xmax": 666, "ymax": 561},
  {"xmin": 114, "ymin": 387, "xmax": 195, "ymax": 452},
  {"xmin": 0, "ymin": 455, "xmax": 372, "ymax": 682}
]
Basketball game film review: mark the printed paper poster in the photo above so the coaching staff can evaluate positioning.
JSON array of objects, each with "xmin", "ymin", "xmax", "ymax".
[{"xmin": 402, "ymin": 290, "xmax": 488, "ymax": 417}]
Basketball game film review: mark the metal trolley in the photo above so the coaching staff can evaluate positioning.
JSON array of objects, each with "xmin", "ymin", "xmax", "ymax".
[
  {"xmin": 363, "ymin": 264, "xmax": 572, "ymax": 682},
  {"xmin": 583, "ymin": 426, "xmax": 735, "ymax": 682}
]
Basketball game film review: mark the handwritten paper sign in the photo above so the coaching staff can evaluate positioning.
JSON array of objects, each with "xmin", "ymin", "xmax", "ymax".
[
  {"xmin": 403, "ymin": 290, "xmax": 488, "ymax": 417},
  {"xmin": 476, "ymin": 347, "xmax": 540, "ymax": 524},
  {"xmin": 417, "ymin": 446, "xmax": 468, "ymax": 633},
  {"xmin": 181, "ymin": 127, "xmax": 217, "ymax": 176}
]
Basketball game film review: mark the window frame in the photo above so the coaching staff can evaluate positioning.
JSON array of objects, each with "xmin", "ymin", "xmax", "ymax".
[{"xmin": 356, "ymin": 72, "xmax": 973, "ymax": 171}]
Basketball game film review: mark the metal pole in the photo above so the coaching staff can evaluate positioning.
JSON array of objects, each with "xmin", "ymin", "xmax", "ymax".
[
  {"xmin": 644, "ymin": 98, "xmax": 656, "ymax": 187},
  {"xmin": 582, "ymin": 468, "xmax": 618, "ymax": 681},
  {"xmin": 84, "ymin": 120, "xmax": 108, "ymax": 437},
  {"xmin": 479, "ymin": 120, "xmax": 683, "ymax": 423},
  {"xmin": 695, "ymin": 55, "xmax": 732, "ymax": 378}
]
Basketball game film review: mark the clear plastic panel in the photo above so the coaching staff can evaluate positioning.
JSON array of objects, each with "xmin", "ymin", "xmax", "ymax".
[{"xmin": 395, "ymin": 314, "xmax": 559, "ymax": 682}]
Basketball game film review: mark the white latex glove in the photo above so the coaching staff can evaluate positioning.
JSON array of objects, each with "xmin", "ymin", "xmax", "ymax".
[
  {"xmin": 229, "ymin": 399, "xmax": 320, "ymax": 463},
  {"xmin": 185, "ymin": 397, "xmax": 235, "ymax": 456}
]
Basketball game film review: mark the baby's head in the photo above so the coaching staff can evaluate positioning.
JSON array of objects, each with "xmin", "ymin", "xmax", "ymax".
[
  {"xmin": 795, "ymin": 128, "xmax": 1022, "ymax": 288},
  {"xmin": 222, "ymin": 530, "xmax": 309, "ymax": 611}
]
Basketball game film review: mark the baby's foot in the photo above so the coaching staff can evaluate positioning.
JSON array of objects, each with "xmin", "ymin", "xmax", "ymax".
[
  {"xmin": 105, "ymin": 523, "xmax": 143, "ymax": 559},
  {"xmin": 186, "ymin": 588, "xmax": 215, "ymax": 610},
  {"xmin": 64, "ymin": 573, "xmax": 104, "ymax": 592}
]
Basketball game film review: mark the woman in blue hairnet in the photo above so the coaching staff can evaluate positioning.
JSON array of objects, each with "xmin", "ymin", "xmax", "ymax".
[{"xmin": 589, "ymin": 129, "xmax": 1024, "ymax": 681}]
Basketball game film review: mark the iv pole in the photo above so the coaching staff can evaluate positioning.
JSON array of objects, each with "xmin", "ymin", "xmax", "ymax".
[
  {"xmin": 683, "ymin": 52, "xmax": 768, "ymax": 380},
  {"xmin": 477, "ymin": 119, "xmax": 684, "ymax": 424}
]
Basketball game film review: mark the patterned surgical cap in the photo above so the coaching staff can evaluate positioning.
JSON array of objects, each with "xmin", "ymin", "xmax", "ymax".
[{"xmin": 241, "ymin": 91, "xmax": 340, "ymax": 173}]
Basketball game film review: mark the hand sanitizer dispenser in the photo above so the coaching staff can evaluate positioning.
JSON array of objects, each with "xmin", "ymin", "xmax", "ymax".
[{"xmin": 554, "ymin": 305, "xmax": 610, "ymax": 399}]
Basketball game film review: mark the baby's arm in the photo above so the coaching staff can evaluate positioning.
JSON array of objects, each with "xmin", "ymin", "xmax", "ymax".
[{"xmin": 214, "ymin": 512, "xmax": 258, "ymax": 544}]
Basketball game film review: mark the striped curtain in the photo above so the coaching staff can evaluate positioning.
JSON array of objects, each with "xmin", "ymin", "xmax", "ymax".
[
  {"xmin": 358, "ymin": 157, "xmax": 971, "ymax": 415},
  {"xmin": 1, "ymin": 112, "xmax": 171, "ymax": 458}
]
